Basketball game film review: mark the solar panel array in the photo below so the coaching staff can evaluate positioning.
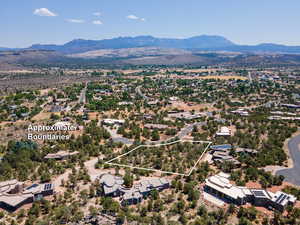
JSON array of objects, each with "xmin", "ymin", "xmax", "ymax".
[
  {"xmin": 211, "ymin": 144, "xmax": 232, "ymax": 150},
  {"xmin": 252, "ymin": 190, "xmax": 267, "ymax": 197},
  {"xmin": 26, "ymin": 183, "xmax": 38, "ymax": 190},
  {"xmin": 276, "ymin": 193, "xmax": 288, "ymax": 204},
  {"xmin": 44, "ymin": 183, "xmax": 52, "ymax": 191}
]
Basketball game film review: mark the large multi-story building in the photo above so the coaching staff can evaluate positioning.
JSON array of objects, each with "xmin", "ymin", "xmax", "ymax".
[{"xmin": 204, "ymin": 173, "xmax": 296, "ymax": 212}]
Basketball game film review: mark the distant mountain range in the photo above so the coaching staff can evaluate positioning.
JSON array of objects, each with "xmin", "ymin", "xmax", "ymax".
[
  {"xmin": 28, "ymin": 35, "xmax": 235, "ymax": 54},
  {"xmin": 2, "ymin": 35, "xmax": 300, "ymax": 54},
  {"xmin": 2, "ymin": 35, "xmax": 300, "ymax": 70},
  {"xmin": 0, "ymin": 47, "xmax": 13, "ymax": 51}
]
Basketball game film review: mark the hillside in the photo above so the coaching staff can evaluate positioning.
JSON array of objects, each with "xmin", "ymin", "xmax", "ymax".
[
  {"xmin": 0, "ymin": 50, "xmax": 64, "ymax": 70},
  {"xmin": 1, "ymin": 48, "xmax": 300, "ymax": 70},
  {"xmin": 68, "ymin": 47, "xmax": 190, "ymax": 58}
]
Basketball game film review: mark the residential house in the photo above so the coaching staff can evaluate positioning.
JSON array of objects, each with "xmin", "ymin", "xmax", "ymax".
[
  {"xmin": 281, "ymin": 104, "xmax": 300, "ymax": 109},
  {"xmin": 250, "ymin": 189, "xmax": 296, "ymax": 212},
  {"xmin": 204, "ymin": 173, "xmax": 251, "ymax": 205},
  {"xmin": 121, "ymin": 178, "xmax": 170, "ymax": 206},
  {"xmin": 231, "ymin": 109, "xmax": 249, "ymax": 116},
  {"xmin": 0, "ymin": 180, "xmax": 54, "ymax": 211},
  {"xmin": 168, "ymin": 111, "xmax": 203, "ymax": 120},
  {"xmin": 99, "ymin": 174, "xmax": 124, "ymax": 197},
  {"xmin": 144, "ymin": 124, "xmax": 169, "ymax": 130},
  {"xmin": 102, "ymin": 119, "xmax": 125, "ymax": 126},
  {"xmin": 8, "ymin": 105, "xmax": 18, "ymax": 110},
  {"xmin": 216, "ymin": 127, "xmax": 231, "ymax": 136},
  {"xmin": 44, "ymin": 151, "xmax": 79, "ymax": 160},
  {"xmin": 210, "ymin": 144, "xmax": 232, "ymax": 152},
  {"xmin": 204, "ymin": 173, "xmax": 296, "ymax": 212},
  {"xmin": 99, "ymin": 174, "xmax": 170, "ymax": 206},
  {"xmin": 147, "ymin": 100, "xmax": 159, "ymax": 106},
  {"xmin": 118, "ymin": 101, "xmax": 133, "ymax": 106}
]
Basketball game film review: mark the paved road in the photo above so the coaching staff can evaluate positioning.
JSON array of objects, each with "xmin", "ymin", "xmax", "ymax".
[
  {"xmin": 135, "ymin": 86, "xmax": 149, "ymax": 101},
  {"xmin": 248, "ymin": 71, "xmax": 253, "ymax": 84},
  {"xmin": 276, "ymin": 131, "xmax": 300, "ymax": 186},
  {"xmin": 79, "ymin": 82, "xmax": 87, "ymax": 104}
]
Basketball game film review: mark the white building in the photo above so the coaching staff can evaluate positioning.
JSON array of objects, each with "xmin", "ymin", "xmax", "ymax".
[
  {"xmin": 216, "ymin": 126, "xmax": 231, "ymax": 136},
  {"xmin": 102, "ymin": 119, "xmax": 125, "ymax": 125},
  {"xmin": 118, "ymin": 101, "xmax": 133, "ymax": 106},
  {"xmin": 169, "ymin": 96, "xmax": 179, "ymax": 101},
  {"xmin": 0, "ymin": 180, "xmax": 54, "ymax": 211},
  {"xmin": 231, "ymin": 109, "xmax": 249, "ymax": 116},
  {"xmin": 204, "ymin": 173, "xmax": 251, "ymax": 205},
  {"xmin": 53, "ymin": 121, "xmax": 71, "ymax": 129},
  {"xmin": 144, "ymin": 124, "xmax": 169, "ymax": 130}
]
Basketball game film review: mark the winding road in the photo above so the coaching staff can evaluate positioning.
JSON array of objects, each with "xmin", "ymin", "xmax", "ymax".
[
  {"xmin": 276, "ymin": 130, "xmax": 300, "ymax": 186},
  {"xmin": 135, "ymin": 85, "xmax": 149, "ymax": 101},
  {"xmin": 79, "ymin": 82, "xmax": 87, "ymax": 104}
]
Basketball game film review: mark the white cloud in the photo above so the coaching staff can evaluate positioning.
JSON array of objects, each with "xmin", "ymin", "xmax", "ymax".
[
  {"xmin": 33, "ymin": 8, "xmax": 57, "ymax": 17},
  {"xmin": 92, "ymin": 20, "xmax": 103, "ymax": 25},
  {"xmin": 66, "ymin": 19, "xmax": 85, "ymax": 23},
  {"xmin": 93, "ymin": 12, "xmax": 101, "ymax": 17},
  {"xmin": 127, "ymin": 14, "xmax": 139, "ymax": 20},
  {"xmin": 127, "ymin": 15, "xmax": 146, "ymax": 22}
]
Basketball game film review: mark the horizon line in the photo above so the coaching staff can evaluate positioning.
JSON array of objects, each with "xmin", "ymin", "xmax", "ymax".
[{"xmin": 2, "ymin": 34, "xmax": 300, "ymax": 49}]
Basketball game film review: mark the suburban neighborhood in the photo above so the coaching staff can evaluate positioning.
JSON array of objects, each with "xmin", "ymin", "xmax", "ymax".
[{"xmin": 1, "ymin": 1, "xmax": 300, "ymax": 224}]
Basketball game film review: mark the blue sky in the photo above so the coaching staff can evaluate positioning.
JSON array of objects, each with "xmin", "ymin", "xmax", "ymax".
[{"xmin": 1, "ymin": 0, "xmax": 300, "ymax": 47}]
